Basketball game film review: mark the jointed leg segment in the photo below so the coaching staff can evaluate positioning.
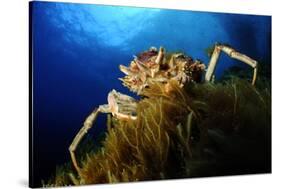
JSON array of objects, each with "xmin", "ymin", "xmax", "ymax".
[
  {"xmin": 69, "ymin": 107, "xmax": 101, "ymax": 176},
  {"xmin": 69, "ymin": 90, "xmax": 137, "ymax": 176},
  {"xmin": 205, "ymin": 44, "xmax": 258, "ymax": 85}
]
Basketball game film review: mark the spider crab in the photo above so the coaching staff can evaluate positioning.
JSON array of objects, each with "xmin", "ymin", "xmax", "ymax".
[{"xmin": 69, "ymin": 44, "xmax": 258, "ymax": 175}]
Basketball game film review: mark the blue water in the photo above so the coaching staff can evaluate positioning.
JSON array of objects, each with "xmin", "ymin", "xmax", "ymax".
[{"xmin": 30, "ymin": 1, "xmax": 271, "ymax": 185}]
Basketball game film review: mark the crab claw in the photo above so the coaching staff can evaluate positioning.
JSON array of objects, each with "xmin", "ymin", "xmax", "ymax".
[{"xmin": 107, "ymin": 90, "xmax": 137, "ymax": 120}]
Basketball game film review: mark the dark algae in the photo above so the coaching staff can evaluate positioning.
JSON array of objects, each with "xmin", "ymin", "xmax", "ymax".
[{"xmin": 44, "ymin": 50, "xmax": 271, "ymax": 187}]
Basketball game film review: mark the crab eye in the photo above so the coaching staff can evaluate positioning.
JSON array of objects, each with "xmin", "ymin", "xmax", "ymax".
[{"xmin": 131, "ymin": 112, "xmax": 137, "ymax": 117}]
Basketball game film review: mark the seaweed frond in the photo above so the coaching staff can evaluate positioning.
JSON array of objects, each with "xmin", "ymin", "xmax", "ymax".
[{"xmin": 46, "ymin": 76, "xmax": 271, "ymax": 186}]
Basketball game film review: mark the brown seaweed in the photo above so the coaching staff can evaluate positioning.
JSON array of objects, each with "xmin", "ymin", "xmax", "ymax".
[{"xmin": 45, "ymin": 75, "xmax": 271, "ymax": 187}]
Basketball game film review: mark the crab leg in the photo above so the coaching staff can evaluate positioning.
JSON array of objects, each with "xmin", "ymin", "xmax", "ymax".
[
  {"xmin": 205, "ymin": 44, "xmax": 258, "ymax": 85},
  {"xmin": 69, "ymin": 105, "xmax": 109, "ymax": 176},
  {"xmin": 69, "ymin": 90, "xmax": 137, "ymax": 176}
]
